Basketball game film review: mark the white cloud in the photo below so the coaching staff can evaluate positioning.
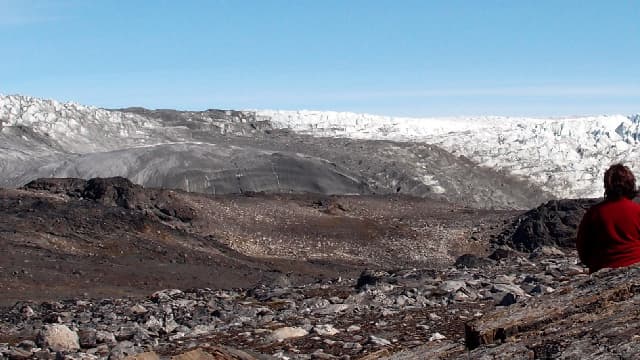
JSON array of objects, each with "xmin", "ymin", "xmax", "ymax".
[{"xmin": 0, "ymin": 0, "xmax": 69, "ymax": 25}]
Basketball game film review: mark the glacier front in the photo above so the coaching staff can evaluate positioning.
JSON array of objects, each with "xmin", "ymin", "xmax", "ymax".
[{"xmin": 259, "ymin": 110, "xmax": 640, "ymax": 199}]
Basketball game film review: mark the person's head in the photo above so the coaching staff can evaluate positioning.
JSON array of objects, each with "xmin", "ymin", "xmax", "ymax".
[{"xmin": 604, "ymin": 163, "xmax": 637, "ymax": 200}]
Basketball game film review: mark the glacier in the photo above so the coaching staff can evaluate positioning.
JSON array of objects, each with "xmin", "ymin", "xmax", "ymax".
[
  {"xmin": 258, "ymin": 110, "xmax": 640, "ymax": 198},
  {"xmin": 1, "ymin": 94, "xmax": 638, "ymax": 200}
]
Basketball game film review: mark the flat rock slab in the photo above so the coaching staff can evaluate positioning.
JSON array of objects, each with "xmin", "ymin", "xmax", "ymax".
[
  {"xmin": 465, "ymin": 265, "xmax": 640, "ymax": 358},
  {"xmin": 170, "ymin": 347, "xmax": 258, "ymax": 360},
  {"xmin": 125, "ymin": 352, "xmax": 160, "ymax": 360},
  {"xmin": 268, "ymin": 327, "xmax": 309, "ymax": 341},
  {"xmin": 381, "ymin": 341, "xmax": 466, "ymax": 359},
  {"xmin": 171, "ymin": 349, "xmax": 216, "ymax": 360}
]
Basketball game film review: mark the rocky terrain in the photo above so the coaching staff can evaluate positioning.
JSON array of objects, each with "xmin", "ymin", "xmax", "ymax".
[
  {"xmin": 3, "ymin": 95, "xmax": 640, "ymax": 359},
  {"xmin": 0, "ymin": 176, "xmax": 514, "ymax": 306},
  {"xmin": 3, "ymin": 176, "xmax": 638, "ymax": 359},
  {"xmin": 0, "ymin": 95, "xmax": 553, "ymax": 210},
  {"xmin": 0, "ymin": 249, "xmax": 587, "ymax": 360}
]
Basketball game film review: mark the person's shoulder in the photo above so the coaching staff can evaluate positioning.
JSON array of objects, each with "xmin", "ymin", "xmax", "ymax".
[
  {"xmin": 624, "ymin": 198, "xmax": 640, "ymax": 210},
  {"xmin": 603, "ymin": 198, "xmax": 640, "ymax": 215},
  {"xmin": 586, "ymin": 199, "xmax": 607, "ymax": 212},
  {"xmin": 581, "ymin": 203, "xmax": 601, "ymax": 222},
  {"xmin": 583, "ymin": 199, "xmax": 616, "ymax": 218}
]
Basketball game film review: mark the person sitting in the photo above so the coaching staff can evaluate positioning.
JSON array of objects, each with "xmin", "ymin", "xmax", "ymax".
[{"xmin": 577, "ymin": 163, "xmax": 640, "ymax": 273}]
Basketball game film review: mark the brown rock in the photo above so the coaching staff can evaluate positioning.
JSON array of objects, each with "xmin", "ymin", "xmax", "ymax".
[
  {"xmin": 7, "ymin": 348, "xmax": 33, "ymax": 360},
  {"xmin": 124, "ymin": 352, "xmax": 160, "ymax": 360},
  {"xmin": 78, "ymin": 328, "xmax": 97, "ymax": 348},
  {"xmin": 171, "ymin": 347, "xmax": 258, "ymax": 360},
  {"xmin": 465, "ymin": 265, "xmax": 640, "ymax": 358},
  {"xmin": 359, "ymin": 349, "xmax": 391, "ymax": 360},
  {"xmin": 36, "ymin": 324, "xmax": 80, "ymax": 352},
  {"xmin": 171, "ymin": 349, "xmax": 216, "ymax": 360},
  {"xmin": 380, "ymin": 341, "xmax": 465, "ymax": 359}
]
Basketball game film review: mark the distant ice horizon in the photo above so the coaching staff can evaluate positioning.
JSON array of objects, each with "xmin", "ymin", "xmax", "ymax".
[{"xmin": 2, "ymin": 92, "xmax": 638, "ymax": 120}]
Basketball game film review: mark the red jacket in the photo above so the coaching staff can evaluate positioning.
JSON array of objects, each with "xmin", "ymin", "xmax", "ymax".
[{"xmin": 577, "ymin": 197, "xmax": 640, "ymax": 273}]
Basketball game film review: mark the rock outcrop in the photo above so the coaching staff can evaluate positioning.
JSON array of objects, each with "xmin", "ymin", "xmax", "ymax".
[
  {"xmin": 495, "ymin": 198, "xmax": 601, "ymax": 251},
  {"xmin": 23, "ymin": 176, "xmax": 197, "ymax": 222},
  {"xmin": 464, "ymin": 264, "xmax": 640, "ymax": 358}
]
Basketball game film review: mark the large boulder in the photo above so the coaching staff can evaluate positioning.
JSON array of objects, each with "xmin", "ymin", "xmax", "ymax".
[
  {"xmin": 495, "ymin": 198, "xmax": 600, "ymax": 251},
  {"xmin": 22, "ymin": 178, "xmax": 87, "ymax": 196},
  {"xmin": 356, "ymin": 269, "xmax": 391, "ymax": 289},
  {"xmin": 36, "ymin": 324, "xmax": 80, "ymax": 352},
  {"xmin": 23, "ymin": 176, "xmax": 146, "ymax": 209},
  {"xmin": 23, "ymin": 176, "xmax": 197, "ymax": 222},
  {"xmin": 82, "ymin": 177, "xmax": 146, "ymax": 209}
]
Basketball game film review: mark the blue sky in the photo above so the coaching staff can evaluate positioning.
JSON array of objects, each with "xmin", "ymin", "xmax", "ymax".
[{"xmin": 1, "ymin": 0, "xmax": 639, "ymax": 116}]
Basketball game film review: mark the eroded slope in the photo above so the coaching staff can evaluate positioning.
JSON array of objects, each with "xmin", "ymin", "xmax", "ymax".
[
  {"xmin": 0, "ymin": 177, "xmax": 517, "ymax": 306},
  {"xmin": 0, "ymin": 95, "xmax": 553, "ymax": 209}
]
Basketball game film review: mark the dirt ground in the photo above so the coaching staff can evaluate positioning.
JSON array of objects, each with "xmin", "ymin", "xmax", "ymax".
[{"xmin": 0, "ymin": 178, "xmax": 520, "ymax": 306}]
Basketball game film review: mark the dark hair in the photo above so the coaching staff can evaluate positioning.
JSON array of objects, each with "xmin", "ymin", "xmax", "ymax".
[{"xmin": 604, "ymin": 163, "xmax": 637, "ymax": 200}]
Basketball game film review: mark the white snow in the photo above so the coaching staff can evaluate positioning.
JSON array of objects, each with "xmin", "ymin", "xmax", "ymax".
[
  {"xmin": 420, "ymin": 175, "xmax": 446, "ymax": 194},
  {"xmin": 258, "ymin": 110, "xmax": 640, "ymax": 198},
  {"xmin": 0, "ymin": 94, "xmax": 163, "ymax": 153},
  {"xmin": 1, "ymin": 94, "xmax": 639, "ymax": 199}
]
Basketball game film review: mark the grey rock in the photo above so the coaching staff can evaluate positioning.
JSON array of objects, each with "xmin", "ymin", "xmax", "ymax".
[
  {"xmin": 530, "ymin": 284, "xmax": 555, "ymax": 295},
  {"xmin": 395, "ymin": 295, "xmax": 413, "ymax": 306},
  {"xmin": 496, "ymin": 198, "xmax": 599, "ymax": 251},
  {"xmin": 342, "ymin": 342, "xmax": 363, "ymax": 352},
  {"xmin": 7, "ymin": 348, "xmax": 33, "ymax": 360},
  {"xmin": 311, "ymin": 350, "xmax": 337, "ymax": 359},
  {"xmin": 497, "ymin": 293, "xmax": 517, "ymax": 307},
  {"xmin": 530, "ymin": 246, "xmax": 566, "ymax": 258},
  {"xmin": 313, "ymin": 304, "xmax": 351, "ymax": 315},
  {"xmin": 95, "ymin": 331, "xmax": 117, "ymax": 345},
  {"xmin": 488, "ymin": 247, "xmax": 519, "ymax": 261},
  {"xmin": 492, "ymin": 274, "xmax": 516, "ymax": 284},
  {"xmin": 129, "ymin": 305, "xmax": 147, "ymax": 315},
  {"xmin": 64, "ymin": 353, "xmax": 99, "ymax": 360},
  {"xmin": 16, "ymin": 340, "xmax": 36, "ymax": 352},
  {"xmin": 313, "ymin": 325, "xmax": 340, "ymax": 336},
  {"xmin": 151, "ymin": 289, "xmax": 183, "ymax": 303},
  {"xmin": 368, "ymin": 335, "xmax": 391, "ymax": 346},
  {"xmin": 32, "ymin": 350, "xmax": 57, "ymax": 360},
  {"xmin": 491, "ymin": 283, "xmax": 527, "ymax": 298},
  {"xmin": 356, "ymin": 270, "xmax": 390, "ymax": 289},
  {"xmin": 108, "ymin": 341, "xmax": 136, "ymax": 360},
  {"xmin": 86, "ymin": 345, "xmax": 110, "ymax": 356},
  {"xmin": 143, "ymin": 316, "xmax": 162, "ymax": 332},
  {"xmin": 77, "ymin": 329, "xmax": 97, "ymax": 348},
  {"xmin": 37, "ymin": 325, "xmax": 80, "ymax": 352},
  {"xmin": 438, "ymin": 280, "xmax": 466, "ymax": 293},
  {"xmin": 268, "ymin": 327, "xmax": 308, "ymax": 341},
  {"xmin": 454, "ymin": 254, "xmax": 495, "ymax": 269},
  {"xmin": 21, "ymin": 306, "xmax": 36, "ymax": 319},
  {"xmin": 346, "ymin": 325, "xmax": 361, "ymax": 332},
  {"xmin": 187, "ymin": 325, "xmax": 215, "ymax": 338}
]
